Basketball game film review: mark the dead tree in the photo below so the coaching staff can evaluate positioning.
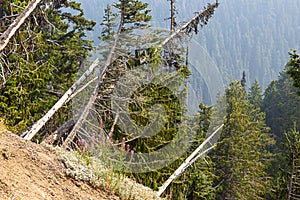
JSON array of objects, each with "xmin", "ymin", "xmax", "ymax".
[
  {"xmin": 23, "ymin": 2, "xmax": 220, "ymax": 148},
  {"xmin": 61, "ymin": 0, "xmax": 127, "ymax": 149},
  {"xmin": 0, "ymin": 0, "xmax": 43, "ymax": 52},
  {"xmin": 157, "ymin": 124, "xmax": 224, "ymax": 196},
  {"xmin": 167, "ymin": 0, "xmax": 177, "ymax": 32}
]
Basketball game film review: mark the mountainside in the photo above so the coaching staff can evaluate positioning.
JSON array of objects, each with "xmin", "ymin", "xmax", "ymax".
[
  {"xmin": 0, "ymin": 129, "xmax": 161, "ymax": 200},
  {"xmin": 77, "ymin": 0, "xmax": 300, "ymax": 91}
]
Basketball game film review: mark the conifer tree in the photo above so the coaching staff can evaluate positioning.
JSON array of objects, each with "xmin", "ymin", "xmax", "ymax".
[
  {"xmin": 248, "ymin": 79, "xmax": 263, "ymax": 109},
  {"xmin": 287, "ymin": 49, "xmax": 300, "ymax": 95},
  {"xmin": 262, "ymin": 71, "xmax": 300, "ymax": 145},
  {"xmin": 270, "ymin": 127, "xmax": 300, "ymax": 200},
  {"xmin": 241, "ymin": 70, "xmax": 246, "ymax": 88},
  {"xmin": 184, "ymin": 104, "xmax": 216, "ymax": 200},
  {"xmin": 0, "ymin": 0, "xmax": 95, "ymax": 134},
  {"xmin": 100, "ymin": 4, "xmax": 117, "ymax": 40},
  {"xmin": 113, "ymin": 0, "xmax": 151, "ymax": 31},
  {"xmin": 213, "ymin": 81, "xmax": 273, "ymax": 200}
]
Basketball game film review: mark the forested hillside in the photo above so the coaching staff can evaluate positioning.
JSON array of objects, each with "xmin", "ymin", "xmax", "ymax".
[
  {"xmin": 0, "ymin": 0, "xmax": 300, "ymax": 199},
  {"xmin": 78, "ymin": 0, "xmax": 300, "ymax": 89}
]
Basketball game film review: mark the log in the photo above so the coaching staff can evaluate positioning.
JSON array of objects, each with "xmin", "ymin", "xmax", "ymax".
[
  {"xmin": 0, "ymin": 0, "xmax": 42, "ymax": 51},
  {"xmin": 61, "ymin": 2, "xmax": 220, "ymax": 148},
  {"xmin": 22, "ymin": 59, "xmax": 99, "ymax": 140},
  {"xmin": 157, "ymin": 124, "xmax": 224, "ymax": 197}
]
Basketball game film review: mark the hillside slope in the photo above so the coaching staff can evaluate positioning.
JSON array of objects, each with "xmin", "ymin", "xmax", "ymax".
[
  {"xmin": 0, "ymin": 128, "xmax": 161, "ymax": 200},
  {"xmin": 0, "ymin": 131, "xmax": 119, "ymax": 199}
]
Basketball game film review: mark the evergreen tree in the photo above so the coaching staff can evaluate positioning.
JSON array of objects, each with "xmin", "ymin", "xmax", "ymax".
[
  {"xmin": 248, "ymin": 79, "xmax": 263, "ymax": 109},
  {"xmin": 0, "ymin": 0, "xmax": 95, "ymax": 134},
  {"xmin": 184, "ymin": 104, "xmax": 216, "ymax": 200},
  {"xmin": 262, "ymin": 70, "xmax": 300, "ymax": 145},
  {"xmin": 241, "ymin": 70, "xmax": 246, "ymax": 89},
  {"xmin": 287, "ymin": 49, "xmax": 300, "ymax": 95},
  {"xmin": 113, "ymin": 0, "xmax": 151, "ymax": 31},
  {"xmin": 271, "ymin": 127, "xmax": 300, "ymax": 200},
  {"xmin": 213, "ymin": 81, "xmax": 273, "ymax": 200},
  {"xmin": 99, "ymin": 4, "xmax": 117, "ymax": 40}
]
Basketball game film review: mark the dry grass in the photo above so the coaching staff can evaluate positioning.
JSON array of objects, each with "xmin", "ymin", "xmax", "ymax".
[{"xmin": 44, "ymin": 144, "xmax": 165, "ymax": 200}]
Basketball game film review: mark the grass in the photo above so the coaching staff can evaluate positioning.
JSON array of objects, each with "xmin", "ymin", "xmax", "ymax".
[{"xmin": 44, "ymin": 144, "xmax": 165, "ymax": 200}]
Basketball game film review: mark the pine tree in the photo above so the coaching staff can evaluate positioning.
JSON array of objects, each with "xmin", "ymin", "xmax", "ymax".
[
  {"xmin": 271, "ymin": 127, "xmax": 300, "ymax": 200},
  {"xmin": 262, "ymin": 70, "xmax": 300, "ymax": 145},
  {"xmin": 241, "ymin": 70, "xmax": 246, "ymax": 88},
  {"xmin": 113, "ymin": 0, "xmax": 151, "ymax": 31},
  {"xmin": 213, "ymin": 81, "xmax": 273, "ymax": 200},
  {"xmin": 248, "ymin": 79, "xmax": 263, "ymax": 109},
  {"xmin": 0, "ymin": 0, "xmax": 95, "ymax": 134},
  {"xmin": 184, "ymin": 104, "xmax": 216, "ymax": 200},
  {"xmin": 99, "ymin": 4, "xmax": 117, "ymax": 40},
  {"xmin": 287, "ymin": 49, "xmax": 300, "ymax": 95}
]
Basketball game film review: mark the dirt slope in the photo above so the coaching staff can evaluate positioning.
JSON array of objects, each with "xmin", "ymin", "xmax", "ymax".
[{"xmin": 0, "ymin": 130, "xmax": 120, "ymax": 200}]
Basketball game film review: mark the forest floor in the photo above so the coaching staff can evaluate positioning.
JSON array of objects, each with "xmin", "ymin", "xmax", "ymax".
[{"xmin": 0, "ymin": 126, "xmax": 161, "ymax": 200}]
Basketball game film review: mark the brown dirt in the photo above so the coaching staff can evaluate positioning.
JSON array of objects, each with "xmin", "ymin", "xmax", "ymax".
[{"xmin": 0, "ymin": 130, "xmax": 120, "ymax": 200}]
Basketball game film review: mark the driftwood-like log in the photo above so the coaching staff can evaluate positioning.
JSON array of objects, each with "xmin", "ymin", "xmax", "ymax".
[
  {"xmin": 0, "ymin": 0, "xmax": 42, "ymax": 51},
  {"xmin": 22, "ymin": 59, "xmax": 99, "ymax": 140},
  {"xmin": 157, "ymin": 124, "xmax": 224, "ymax": 197}
]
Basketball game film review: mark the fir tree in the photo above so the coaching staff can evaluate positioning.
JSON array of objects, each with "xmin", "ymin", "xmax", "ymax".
[
  {"xmin": 248, "ymin": 79, "xmax": 263, "ymax": 109},
  {"xmin": 99, "ymin": 4, "xmax": 117, "ymax": 40},
  {"xmin": 287, "ymin": 49, "xmax": 300, "ymax": 95},
  {"xmin": 241, "ymin": 70, "xmax": 246, "ymax": 88},
  {"xmin": 271, "ymin": 126, "xmax": 300, "ymax": 200},
  {"xmin": 262, "ymin": 70, "xmax": 300, "ymax": 145},
  {"xmin": 213, "ymin": 81, "xmax": 273, "ymax": 200},
  {"xmin": 0, "ymin": 0, "xmax": 95, "ymax": 134},
  {"xmin": 113, "ymin": 0, "xmax": 151, "ymax": 31}
]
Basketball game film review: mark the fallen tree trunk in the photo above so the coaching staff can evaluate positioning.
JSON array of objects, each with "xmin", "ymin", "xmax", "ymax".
[
  {"xmin": 22, "ymin": 59, "xmax": 99, "ymax": 140},
  {"xmin": 42, "ymin": 115, "xmax": 78, "ymax": 145},
  {"xmin": 62, "ymin": 2, "xmax": 220, "ymax": 149},
  {"xmin": 0, "ymin": 0, "xmax": 42, "ymax": 51},
  {"xmin": 157, "ymin": 124, "xmax": 224, "ymax": 197}
]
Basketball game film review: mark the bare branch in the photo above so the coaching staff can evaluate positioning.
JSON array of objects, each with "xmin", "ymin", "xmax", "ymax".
[{"xmin": 0, "ymin": 0, "xmax": 43, "ymax": 52}]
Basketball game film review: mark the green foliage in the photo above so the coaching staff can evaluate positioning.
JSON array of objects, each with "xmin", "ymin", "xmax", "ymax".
[
  {"xmin": 248, "ymin": 79, "xmax": 263, "ymax": 109},
  {"xmin": 263, "ymin": 58, "xmax": 300, "ymax": 200},
  {"xmin": 287, "ymin": 49, "xmax": 300, "ymax": 95},
  {"xmin": 0, "ymin": 0, "xmax": 95, "ymax": 135},
  {"xmin": 182, "ymin": 104, "xmax": 216, "ymax": 200},
  {"xmin": 270, "ymin": 126, "xmax": 300, "ymax": 200},
  {"xmin": 262, "ymin": 70, "xmax": 300, "ymax": 145},
  {"xmin": 113, "ymin": 0, "xmax": 151, "ymax": 30},
  {"xmin": 100, "ymin": 4, "xmax": 117, "ymax": 40},
  {"xmin": 213, "ymin": 81, "xmax": 273, "ymax": 200}
]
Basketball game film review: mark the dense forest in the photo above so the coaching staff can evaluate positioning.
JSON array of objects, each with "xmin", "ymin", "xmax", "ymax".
[
  {"xmin": 78, "ymin": 0, "xmax": 300, "ymax": 90},
  {"xmin": 0, "ymin": 0, "xmax": 300, "ymax": 199}
]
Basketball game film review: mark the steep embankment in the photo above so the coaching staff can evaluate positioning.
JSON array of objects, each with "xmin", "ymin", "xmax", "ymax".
[
  {"xmin": 0, "ymin": 131, "xmax": 119, "ymax": 199},
  {"xmin": 0, "ymin": 125, "xmax": 161, "ymax": 200}
]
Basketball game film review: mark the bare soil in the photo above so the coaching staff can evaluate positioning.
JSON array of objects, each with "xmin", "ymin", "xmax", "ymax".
[{"xmin": 0, "ymin": 130, "xmax": 120, "ymax": 200}]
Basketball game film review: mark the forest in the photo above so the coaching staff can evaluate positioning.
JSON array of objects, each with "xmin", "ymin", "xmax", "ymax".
[{"xmin": 0, "ymin": 0, "xmax": 300, "ymax": 199}]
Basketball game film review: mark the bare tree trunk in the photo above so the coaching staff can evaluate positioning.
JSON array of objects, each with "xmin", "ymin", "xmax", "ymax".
[
  {"xmin": 61, "ymin": 1, "xmax": 126, "ymax": 149},
  {"xmin": 157, "ymin": 124, "xmax": 224, "ymax": 197},
  {"xmin": 161, "ymin": 2, "xmax": 219, "ymax": 46},
  {"xmin": 62, "ymin": 2, "xmax": 220, "ymax": 149},
  {"xmin": 0, "ymin": 0, "xmax": 42, "ymax": 51},
  {"xmin": 169, "ymin": 0, "xmax": 176, "ymax": 32},
  {"xmin": 42, "ymin": 115, "xmax": 78, "ymax": 145},
  {"xmin": 22, "ymin": 59, "xmax": 99, "ymax": 140}
]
